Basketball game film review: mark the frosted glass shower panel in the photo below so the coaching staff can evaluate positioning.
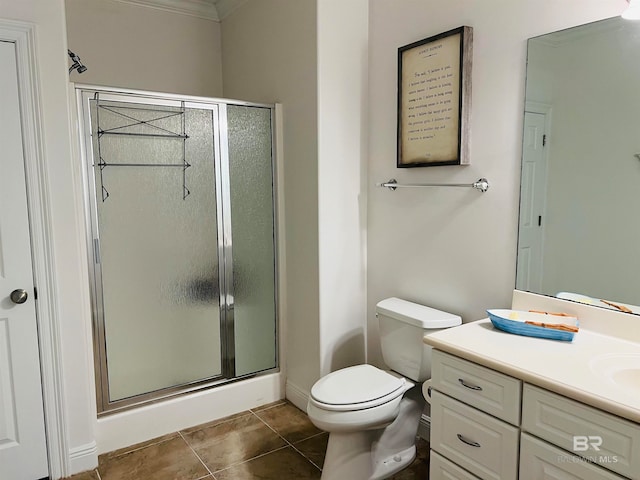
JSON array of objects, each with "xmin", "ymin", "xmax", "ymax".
[
  {"xmin": 90, "ymin": 100, "xmax": 222, "ymax": 401},
  {"xmin": 227, "ymin": 105, "xmax": 277, "ymax": 376}
]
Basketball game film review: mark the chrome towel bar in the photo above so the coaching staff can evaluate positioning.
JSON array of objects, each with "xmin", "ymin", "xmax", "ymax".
[{"xmin": 377, "ymin": 178, "xmax": 489, "ymax": 193}]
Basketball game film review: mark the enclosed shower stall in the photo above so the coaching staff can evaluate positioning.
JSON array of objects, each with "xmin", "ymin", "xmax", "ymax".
[{"xmin": 76, "ymin": 87, "xmax": 278, "ymax": 413}]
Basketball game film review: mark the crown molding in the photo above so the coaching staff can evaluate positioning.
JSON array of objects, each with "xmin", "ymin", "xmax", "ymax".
[
  {"xmin": 213, "ymin": 0, "xmax": 249, "ymax": 19},
  {"xmin": 113, "ymin": 0, "xmax": 220, "ymax": 21}
]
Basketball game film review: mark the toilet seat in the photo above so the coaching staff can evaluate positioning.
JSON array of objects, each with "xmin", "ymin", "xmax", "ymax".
[{"xmin": 310, "ymin": 364, "xmax": 406, "ymax": 412}]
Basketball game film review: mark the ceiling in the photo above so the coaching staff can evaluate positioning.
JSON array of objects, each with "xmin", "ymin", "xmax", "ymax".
[{"xmin": 115, "ymin": 0, "xmax": 248, "ymax": 21}]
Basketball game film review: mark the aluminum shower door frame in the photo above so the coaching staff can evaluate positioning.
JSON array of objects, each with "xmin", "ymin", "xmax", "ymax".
[{"xmin": 75, "ymin": 84, "xmax": 280, "ymax": 414}]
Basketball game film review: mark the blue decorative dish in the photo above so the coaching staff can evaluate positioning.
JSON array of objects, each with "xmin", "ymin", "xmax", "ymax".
[{"xmin": 487, "ymin": 309, "xmax": 579, "ymax": 342}]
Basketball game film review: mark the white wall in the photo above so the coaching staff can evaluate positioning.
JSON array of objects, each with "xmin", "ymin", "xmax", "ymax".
[
  {"xmin": 0, "ymin": 0, "xmax": 98, "ymax": 474},
  {"xmin": 366, "ymin": 0, "xmax": 627, "ymax": 366},
  {"xmin": 317, "ymin": 0, "xmax": 368, "ymax": 376},
  {"xmin": 65, "ymin": 0, "xmax": 223, "ymax": 97}
]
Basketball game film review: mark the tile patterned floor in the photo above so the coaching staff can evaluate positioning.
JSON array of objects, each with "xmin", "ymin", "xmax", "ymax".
[{"xmin": 63, "ymin": 400, "xmax": 430, "ymax": 480}]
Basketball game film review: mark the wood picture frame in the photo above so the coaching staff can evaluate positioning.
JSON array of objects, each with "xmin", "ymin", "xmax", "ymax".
[{"xmin": 397, "ymin": 26, "xmax": 473, "ymax": 167}]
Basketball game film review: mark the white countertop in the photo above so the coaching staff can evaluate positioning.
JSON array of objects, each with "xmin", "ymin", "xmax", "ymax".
[{"xmin": 423, "ymin": 319, "xmax": 640, "ymax": 423}]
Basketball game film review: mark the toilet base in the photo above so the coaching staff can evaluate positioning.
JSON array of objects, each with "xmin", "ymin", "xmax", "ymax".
[
  {"xmin": 370, "ymin": 444, "xmax": 416, "ymax": 480},
  {"xmin": 319, "ymin": 386, "xmax": 425, "ymax": 480},
  {"xmin": 321, "ymin": 432, "xmax": 416, "ymax": 480}
]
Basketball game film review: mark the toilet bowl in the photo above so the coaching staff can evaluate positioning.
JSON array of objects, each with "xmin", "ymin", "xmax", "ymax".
[
  {"xmin": 307, "ymin": 297, "xmax": 461, "ymax": 480},
  {"xmin": 308, "ymin": 364, "xmax": 411, "ymax": 432}
]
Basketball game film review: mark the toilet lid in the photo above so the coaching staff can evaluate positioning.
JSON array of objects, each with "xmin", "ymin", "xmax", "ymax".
[{"xmin": 310, "ymin": 364, "xmax": 405, "ymax": 406}]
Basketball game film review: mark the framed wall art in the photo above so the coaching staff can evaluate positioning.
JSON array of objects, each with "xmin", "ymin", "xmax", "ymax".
[{"xmin": 397, "ymin": 26, "xmax": 473, "ymax": 167}]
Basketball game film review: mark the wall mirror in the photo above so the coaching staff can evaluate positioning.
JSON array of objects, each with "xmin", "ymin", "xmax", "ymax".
[{"xmin": 516, "ymin": 16, "xmax": 640, "ymax": 315}]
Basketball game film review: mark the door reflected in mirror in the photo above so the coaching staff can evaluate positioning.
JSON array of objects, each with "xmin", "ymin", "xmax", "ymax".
[{"xmin": 517, "ymin": 16, "xmax": 640, "ymax": 315}]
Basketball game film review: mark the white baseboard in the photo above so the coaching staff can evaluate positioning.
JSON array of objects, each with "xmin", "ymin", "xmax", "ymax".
[
  {"xmin": 68, "ymin": 441, "xmax": 98, "ymax": 476},
  {"xmin": 285, "ymin": 379, "xmax": 310, "ymax": 412},
  {"xmin": 97, "ymin": 372, "xmax": 284, "ymax": 454},
  {"xmin": 417, "ymin": 414, "xmax": 431, "ymax": 442}
]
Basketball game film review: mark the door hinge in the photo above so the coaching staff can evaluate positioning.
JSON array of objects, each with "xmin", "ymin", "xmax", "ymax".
[
  {"xmin": 34, "ymin": 286, "xmax": 38, "ymax": 300},
  {"xmin": 542, "ymin": 134, "xmax": 547, "ymax": 147},
  {"xmin": 538, "ymin": 215, "xmax": 542, "ymax": 226}
]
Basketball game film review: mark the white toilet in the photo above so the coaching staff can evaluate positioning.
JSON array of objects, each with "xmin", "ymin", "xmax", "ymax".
[{"xmin": 307, "ymin": 297, "xmax": 461, "ymax": 480}]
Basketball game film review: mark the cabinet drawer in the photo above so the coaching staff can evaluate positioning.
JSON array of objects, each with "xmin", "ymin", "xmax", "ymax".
[
  {"xmin": 431, "ymin": 390, "xmax": 519, "ymax": 480},
  {"xmin": 430, "ymin": 450, "xmax": 480, "ymax": 480},
  {"xmin": 522, "ymin": 384, "xmax": 640, "ymax": 480},
  {"xmin": 431, "ymin": 350, "xmax": 522, "ymax": 425},
  {"xmin": 520, "ymin": 433, "xmax": 626, "ymax": 480}
]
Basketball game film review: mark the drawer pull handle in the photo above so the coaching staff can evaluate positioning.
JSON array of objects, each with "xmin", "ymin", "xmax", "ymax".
[
  {"xmin": 458, "ymin": 378, "xmax": 483, "ymax": 391},
  {"xmin": 457, "ymin": 434, "xmax": 481, "ymax": 448}
]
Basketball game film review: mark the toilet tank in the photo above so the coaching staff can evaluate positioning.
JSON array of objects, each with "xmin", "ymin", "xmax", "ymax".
[{"xmin": 376, "ymin": 297, "xmax": 461, "ymax": 382}]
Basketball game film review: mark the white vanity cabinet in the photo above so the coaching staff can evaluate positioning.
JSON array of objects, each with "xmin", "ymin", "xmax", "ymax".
[
  {"xmin": 429, "ymin": 350, "xmax": 521, "ymax": 480},
  {"xmin": 430, "ymin": 350, "xmax": 521, "ymax": 424},
  {"xmin": 520, "ymin": 433, "xmax": 626, "ymax": 480},
  {"xmin": 521, "ymin": 384, "xmax": 639, "ymax": 479},
  {"xmin": 430, "ymin": 450, "xmax": 483, "ymax": 480},
  {"xmin": 428, "ymin": 350, "xmax": 638, "ymax": 480},
  {"xmin": 430, "ymin": 390, "xmax": 519, "ymax": 479}
]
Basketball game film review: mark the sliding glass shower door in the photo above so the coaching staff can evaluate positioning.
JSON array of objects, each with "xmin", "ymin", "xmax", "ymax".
[{"xmin": 78, "ymin": 89, "xmax": 277, "ymax": 413}]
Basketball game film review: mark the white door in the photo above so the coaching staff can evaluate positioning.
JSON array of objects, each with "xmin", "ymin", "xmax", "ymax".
[
  {"xmin": 0, "ymin": 40, "xmax": 49, "ymax": 480},
  {"xmin": 516, "ymin": 111, "xmax": 548, "ymax": 293}
]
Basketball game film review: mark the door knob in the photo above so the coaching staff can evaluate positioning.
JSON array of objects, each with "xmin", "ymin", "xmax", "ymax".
[{"xmin": 10, "ymin": 289, "xmax": 28, "ymax": 304}]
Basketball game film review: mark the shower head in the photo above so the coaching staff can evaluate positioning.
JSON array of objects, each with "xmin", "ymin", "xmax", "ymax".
[{"xmin": 68, "ymin": 49, "xmax": 88, "ymax": 74}]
